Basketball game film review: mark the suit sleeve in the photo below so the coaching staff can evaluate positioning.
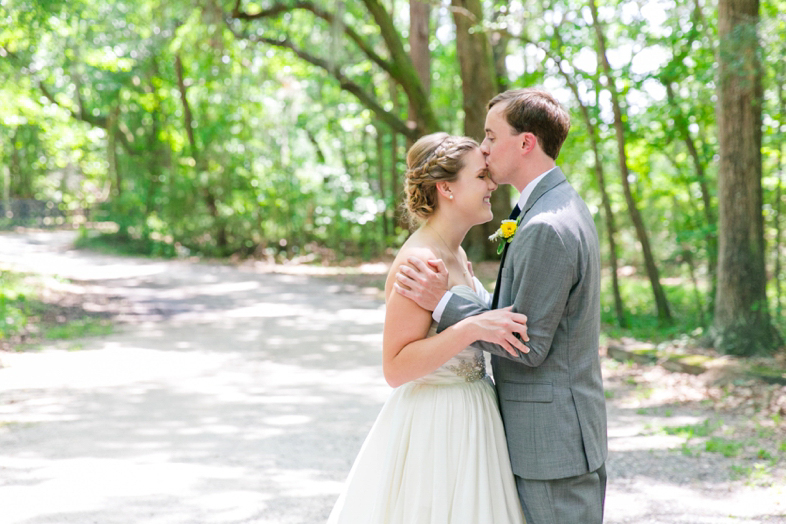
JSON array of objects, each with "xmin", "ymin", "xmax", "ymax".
[{"xmin": 436, "ymin": 220, "xmax": 574, "ymax": 367}]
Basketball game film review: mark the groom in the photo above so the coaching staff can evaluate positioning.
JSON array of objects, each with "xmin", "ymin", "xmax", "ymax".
[{"xmin": 395, "ymin": 88, "xmax": 608, "ymax": 523}]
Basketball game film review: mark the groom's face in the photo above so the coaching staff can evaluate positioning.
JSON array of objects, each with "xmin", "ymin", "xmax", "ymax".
[{"xmin": 480, "ymin": 103, "xmax": 524, "ymax": 186}]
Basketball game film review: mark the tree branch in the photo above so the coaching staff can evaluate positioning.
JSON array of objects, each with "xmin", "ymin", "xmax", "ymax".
[
  {"xmin": 37, "ymin": 80, "xmax": 138, "ymax": 154},
  {"xmin": 359, "ymin": 0, "xmax": 437, "ymax": 132},
  {"xmin": 229, "ymin": 0, "xmax": 437, "ymax": 135},
  {"xmin": 38, "ymin": 81, "xmax": 106, "ymax": 128},
  {"xmin": 231, "ymin": 29, "xmax": 416, "ymax": 139},
  {"xmin": 230, "ymin": 1, "xmax": 397, "ymax": 83}
]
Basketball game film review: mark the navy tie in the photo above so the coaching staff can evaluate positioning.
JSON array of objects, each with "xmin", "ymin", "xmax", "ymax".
[{"xmin": 492, "ymin": 205, "xmax": 520, "ymax": 308}]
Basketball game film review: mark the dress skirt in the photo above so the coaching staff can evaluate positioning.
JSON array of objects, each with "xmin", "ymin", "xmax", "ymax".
[{"xmin": 327, "ymin": 373, "xmax": 525, "ymax": 524}]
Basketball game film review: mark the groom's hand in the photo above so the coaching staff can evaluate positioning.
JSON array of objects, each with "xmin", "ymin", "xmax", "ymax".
[{"xmin": 393, "ymin": 257, "xmax": 449, "ymax": 311}]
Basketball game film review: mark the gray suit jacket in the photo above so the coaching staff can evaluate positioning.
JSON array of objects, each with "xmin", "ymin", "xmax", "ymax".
[{"xmin": 438, "ymin": 167, "xmax": 607, "ymax": 481}]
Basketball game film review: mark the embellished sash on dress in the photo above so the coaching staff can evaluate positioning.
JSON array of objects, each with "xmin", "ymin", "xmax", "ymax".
[{"xmin": 414, "ymin": 285, "xmax": 487, "ymax": 386}]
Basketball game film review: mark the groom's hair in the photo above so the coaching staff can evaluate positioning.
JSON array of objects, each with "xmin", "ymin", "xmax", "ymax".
[{"xmin": 487, "ymin": 88, "xmax": 570, "ymax": 160}]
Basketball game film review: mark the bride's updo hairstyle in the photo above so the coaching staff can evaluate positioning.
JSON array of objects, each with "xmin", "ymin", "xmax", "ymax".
[{"xmin": 404, "ymin": 132, "xmax": 478, "ymax": 227}]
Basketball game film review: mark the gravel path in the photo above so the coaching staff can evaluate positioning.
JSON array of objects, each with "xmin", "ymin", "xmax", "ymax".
[{"xmin": 0, "ymin": 230, "xmax": 784, "ymax": 523}]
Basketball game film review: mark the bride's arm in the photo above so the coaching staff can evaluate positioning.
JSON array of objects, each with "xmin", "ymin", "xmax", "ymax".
[
  {"xmin": 382, "ymin": 248, "xmax": 476, "ymax": 388},
  {"xmin": 383, "ymin": 249, "xmax": 528, "ymax": 388},
  {"xmin": 383, "ymin": 283, "xmax": 479, "ymax": 388}
]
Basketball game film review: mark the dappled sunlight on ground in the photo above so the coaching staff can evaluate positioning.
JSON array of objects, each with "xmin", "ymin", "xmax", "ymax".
[
  {"xmin": 1, "ymin": 455, "xmax": 263, "ymax": 523},
  {"xmin": 0, "ymin": 231, "xmax": 396, "ymax": 523},
  {"xmin": 1, "ymin": 230, "xmax": 784, "ymax": 523},
  {"xmin": 607, "ymin": 478, "xmax": 785, "ymax": 523},
  {"xmin": 601, "ymin": 355, "xmax": 786, "ymax": 522}
]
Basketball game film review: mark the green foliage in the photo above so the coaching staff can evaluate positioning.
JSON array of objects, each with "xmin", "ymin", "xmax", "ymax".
[
  {"xmin": 731, "ymin": 462, "xmax": 778, "ymax": 486},
  {"xmin": 74, "ymin": 226, "xmax": 178, "ymax": 258},
  {"xmin": 0, "ymin": 271, "xmax": 31, "ymax": 340},
  {"xmin": 43, "ymin": 316, "xmax": 112, "ymax": 340},
  {"xmin": 663, "ymin": 419, "xmax": 719, "ymax": 439},
  {"xmin": 680, "ymin": 442, "xmax": 699, "ymax": 456},
  {"xmin": 756, "ymin": 448, "xmax": 774, "ymax": 461},
  {"xmin": 705, "ymin": 436, "xmax": 744, "ymax": 458},
  {"xmin": 1, "ymin": 0, "xmax": 786, "ymax": 344},
  {"xmin": 661, "ymin": 414, "xmax": 782, "ymax": 485},
  {"xmin": 0, "ymin": 269, "xmax": 113, "ymax": 350},
  {"xmin": 601, "ymin": 276, "xmax": 707, "ymax": 342}
]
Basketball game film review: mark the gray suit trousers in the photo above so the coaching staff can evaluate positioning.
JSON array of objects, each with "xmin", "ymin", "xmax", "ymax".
[{"xmin": 516, "ymin": 463, "xmax": 607, "ymax": 524}]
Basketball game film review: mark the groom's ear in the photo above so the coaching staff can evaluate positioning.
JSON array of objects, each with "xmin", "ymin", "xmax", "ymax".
[{"xmin": 520, "ymin": 132, "xmax": 537, "ymax": 155}]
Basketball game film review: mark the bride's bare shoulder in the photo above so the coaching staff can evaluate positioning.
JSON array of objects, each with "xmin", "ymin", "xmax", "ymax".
[
  {"xmin": 384, "ymin": 235, "xmax": 440, "ymax": 296},
  {"xmin": 393, "ymin": 233, "xmax": 440, "ymax": 268}
]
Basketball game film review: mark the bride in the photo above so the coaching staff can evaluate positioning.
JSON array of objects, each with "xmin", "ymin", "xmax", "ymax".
[{"xmin": 327, "ymin": 133, "xmax": 528, "ymax": 523}]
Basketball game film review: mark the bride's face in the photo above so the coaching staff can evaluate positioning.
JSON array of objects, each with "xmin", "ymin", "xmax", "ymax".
[{"xmin": 447, "ymin": 148, "xmax": 498, "ymax": 225}]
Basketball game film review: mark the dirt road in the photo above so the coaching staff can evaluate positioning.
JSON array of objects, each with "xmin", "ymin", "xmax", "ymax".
[{"xmin": 0, "ymin": 230, "xmax": 783, "ymax": 523}]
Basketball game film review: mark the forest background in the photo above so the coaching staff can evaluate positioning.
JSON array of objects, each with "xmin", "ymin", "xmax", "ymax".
[{"xmin": 1, "ymin": 0, "xmax": 786, "ymax": 358}]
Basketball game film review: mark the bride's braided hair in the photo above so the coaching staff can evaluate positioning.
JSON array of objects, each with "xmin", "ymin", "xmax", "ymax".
[{"xmin": 404, "ymin": 132, "xmax": 479, "ymax": 227}]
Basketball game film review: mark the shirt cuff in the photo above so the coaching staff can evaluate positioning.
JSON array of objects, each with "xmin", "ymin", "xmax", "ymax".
[{"xmin": 431, "ymin": 291, "xmax": 453, "ymax": 322}]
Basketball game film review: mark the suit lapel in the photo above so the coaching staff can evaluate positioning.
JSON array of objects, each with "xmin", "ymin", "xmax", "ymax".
[
  {"xmin": 519, "ymin": 167, "xmax": 566, "ymax": 217},
  {"xmin": 491, "ymin": 168, "xmax": 567, "ymax": 308},
  {"xmin": 492, "ymin": 236, "xmax": 512, "ymax": 308}
]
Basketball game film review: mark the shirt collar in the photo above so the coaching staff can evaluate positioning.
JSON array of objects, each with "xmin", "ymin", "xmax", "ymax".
[{"xmin": 515, "ymin": 167, "xmax": 558, "ymax": 211}]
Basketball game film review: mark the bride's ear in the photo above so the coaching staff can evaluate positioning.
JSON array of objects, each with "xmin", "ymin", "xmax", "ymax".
[{"xmin": 436, "ymin": 181, "xmax": 453, "ymax": 201}]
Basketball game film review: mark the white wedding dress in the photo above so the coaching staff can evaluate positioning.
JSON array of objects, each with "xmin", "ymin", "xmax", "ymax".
[{"xmin": 328, "ymin": 283, "xmax": 525, "ymax": 524}]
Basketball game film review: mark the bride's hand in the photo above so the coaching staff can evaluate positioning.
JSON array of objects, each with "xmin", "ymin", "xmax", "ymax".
[{"xmin": 464, "ymin": 306, "xmax": 529, "ymax": 356}]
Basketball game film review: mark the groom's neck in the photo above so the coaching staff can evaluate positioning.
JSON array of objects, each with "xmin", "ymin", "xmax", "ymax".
[{"xmin": 512, "ymin": 158, "xmax": 556, "ymax": 192}]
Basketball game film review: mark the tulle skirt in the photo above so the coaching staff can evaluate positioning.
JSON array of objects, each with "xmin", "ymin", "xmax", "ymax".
[{"xmin": 328, "ymin": 377, "xmax": 525, "ymax": 524}]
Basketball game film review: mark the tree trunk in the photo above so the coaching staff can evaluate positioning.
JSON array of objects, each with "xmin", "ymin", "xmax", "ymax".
[
  {"xmin": 1, "ymin": 164, "xmax": 8, "ymax": 210},
  {"xmin": 591, "ymin": 133, "xmax": 626, "ymax": 328},
  {"xmin": 776, "ymin": 61, "xmax": 784, "ymax": 317},
  {"xmin": 9, "ymin": 128, "xmax": 21, "ymax": 198},
  {"xmin": 376, "ymin": 123, "xmax": 389, "ymax": 242},
  {"xmin": 409, "ymin": 0, "xmax": 430, "ymax": 130},
  {"xmin": 539, "ymin": 28, "xmax": 628, "ymax": 327},
  {"xmin": 175, "ymin": 53, "xmax": 227, "ymax": 252},
  {"xmin": 589, "ymin": 0, "xmax": 672, "ymax": 325},
  {"xmin": 664, "ymin": 82, "xmax": 717, "ymax": 309},
  {"xmin": 389, "ymin": 68, "xmax": 405, "ymax": 231},
  {"xmin": 10, "ymin": 127, "xmax": 35, "ymax": 199},
  {"xmin": 713, "ymin": 0, "xmax": 781, "ymax": 355},
  {"xmin": 107, "ymin": 105, "xmax": 121, "ymax": 198},
  {"xmin": 490, "ymin": 6, "xmax": 511, "ymax": 94},
  {"xmin": 452, "ymin": 0, "xmax": 510, "ymax": 260},
  {"xmin": 362, "ymin": 0, "xmax": 439, "ymax": 135},
  {"xmin": 145, "ymin": 66, "xmax": 164, "ymax": 226}
]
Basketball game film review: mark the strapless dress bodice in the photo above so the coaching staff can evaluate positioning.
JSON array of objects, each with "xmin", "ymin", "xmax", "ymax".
[{"xmin": 413, "ymin": 284, "xmax": 488, "ymax": 386}]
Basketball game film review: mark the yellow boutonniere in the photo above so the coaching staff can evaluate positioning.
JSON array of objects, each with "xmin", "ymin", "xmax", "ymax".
[{"xmin": 489, "ymin": 218, "xmax": 520, "ymax": 254}]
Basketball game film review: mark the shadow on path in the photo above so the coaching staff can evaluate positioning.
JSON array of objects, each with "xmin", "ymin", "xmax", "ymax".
[{"xmin": 0, "ymin": 231, "xmax": 783, "ymax": 524}]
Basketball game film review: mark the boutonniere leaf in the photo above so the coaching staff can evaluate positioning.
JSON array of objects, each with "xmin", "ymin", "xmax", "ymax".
[{"xmin": 489, "ymin": 218, "xmax": 521, "ymax": 255}]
